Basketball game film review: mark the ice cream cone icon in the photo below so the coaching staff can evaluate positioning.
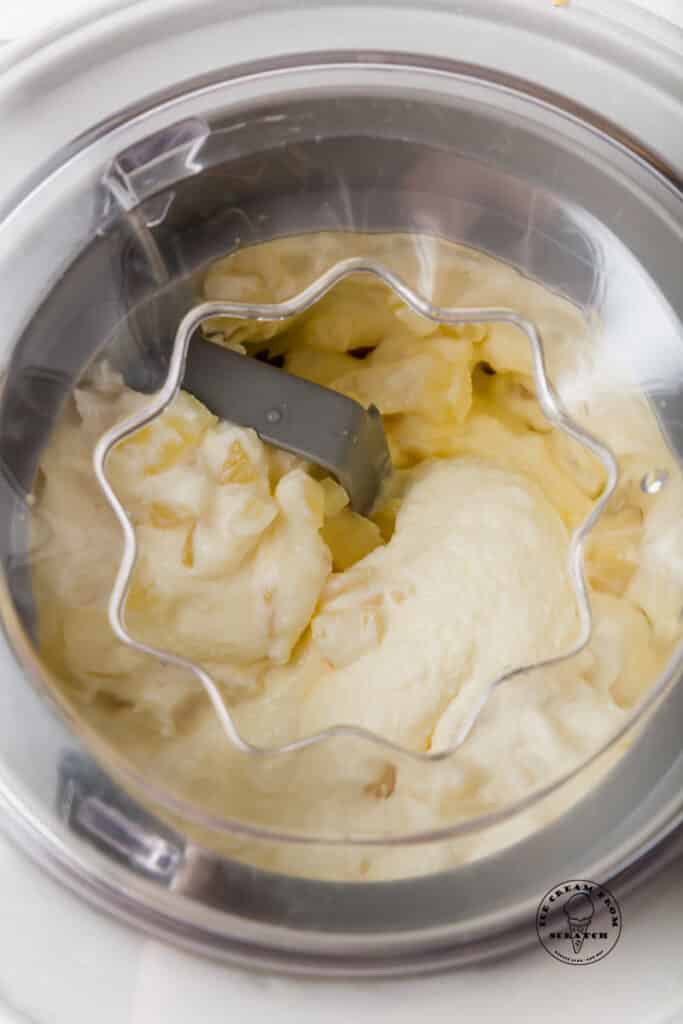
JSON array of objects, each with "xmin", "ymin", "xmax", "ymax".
[{"xmin": 564, "ymin": 892, "xmax": 595, "ymax": 955}]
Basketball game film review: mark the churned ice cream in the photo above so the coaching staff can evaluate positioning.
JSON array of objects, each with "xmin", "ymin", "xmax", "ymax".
[{"xmin": 31, "ymin": 232, "xmax": 683, "ymax": 880}]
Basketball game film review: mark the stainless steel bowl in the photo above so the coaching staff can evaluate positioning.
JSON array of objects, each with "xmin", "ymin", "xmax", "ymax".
[{"xmin": 0, "ymin": 0, "xmax": 681, "ymax": 974}]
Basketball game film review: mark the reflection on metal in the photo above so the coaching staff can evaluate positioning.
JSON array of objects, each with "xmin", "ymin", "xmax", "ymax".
[
  {"xmin": 181, "ymin": 336, "xmax": 391, "ymax": 513},
  {"xmin": 641, "ymin": 469, "xmax": 669, "ymax": 494},
  {"xmin": 58, "ymin": 753, "xmax": 183, "ymax": 881}
]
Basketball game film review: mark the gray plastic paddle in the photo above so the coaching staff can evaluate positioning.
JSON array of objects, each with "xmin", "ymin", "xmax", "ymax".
[{"xmin": 183, "ymin": 336, "xmax": 391, "ymax": 515}]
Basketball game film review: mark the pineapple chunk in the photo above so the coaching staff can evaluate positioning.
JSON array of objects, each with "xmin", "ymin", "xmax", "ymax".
[
  {"xmin": 181, "ymin": 522, "xmax": 197, "ymax": 568},
  {"xmin": 385, "ymin": 415, "xmax": 462, "ymax": 467},
  {"xmin": 312, "ymin": 602, "xmax": 384, "ymax": 668},
  {"xmin": 201, "ymin": 423, "xmax": 268, "ymax": 487},
  {"xmin": 475, "ymin": 371, "xmax": 551, "ymax": 434},
  {"xmin": 217, "ymin": 440, "xmax": 257, "ymax": 485},
  {"xmin": 285, "ymin": 347, "xmax": 358, "ymax": 387},
  {"xmin": 333, "ymin": 352, "xmax": 471, "ymax": 424},
  {"xmin": 322, "ymin": 508, "xmax": 383, "ymax": 570},
  {"xmin": 586, "ymin": 504, "xmax": 642, "ymax": 597},
  {"xmin": 295, "ymin": 278, "xmax": 396, "ymax": 352},
  {"xmin": 479, "ymin": 322, "xmax": 534, "ymax": 377},
  {"xmin": 112, "ymin": 392, "xmax": 216, "ymax": 480},
  {"xmin": 148, "ymin": 503, "xmax": 193, "ymax": 529},
  {"xmin": 364, "ymin": 763, "xmax": 397, "ymax": 799},
  {"xmin": 370, "ymin": 496, "xmax": 402, "ymax": 542},
  {"xmin": 320, "ymin": 477, "xmax": 350, "ymax": 517}
]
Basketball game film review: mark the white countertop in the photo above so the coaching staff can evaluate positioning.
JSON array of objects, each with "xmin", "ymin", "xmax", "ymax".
[{"xmin": 0, "ymin": 2, "xmax": 681, "ymax": 1022}]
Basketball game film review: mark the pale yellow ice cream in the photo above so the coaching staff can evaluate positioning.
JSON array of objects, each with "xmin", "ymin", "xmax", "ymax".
[{"xmin": 31, "ymin": 232, "xmax": 683, "ymax": 880}]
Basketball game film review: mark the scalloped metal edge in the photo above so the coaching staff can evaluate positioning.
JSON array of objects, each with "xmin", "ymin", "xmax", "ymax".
[{"xmin": 93, "ymin": 257, "xmax": 619, "ymax": 763}]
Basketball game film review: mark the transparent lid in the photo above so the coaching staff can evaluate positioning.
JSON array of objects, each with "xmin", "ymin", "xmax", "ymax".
[{"xmin": 0, "ymin": 4, "xmax": 682, "ymax": 915}]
